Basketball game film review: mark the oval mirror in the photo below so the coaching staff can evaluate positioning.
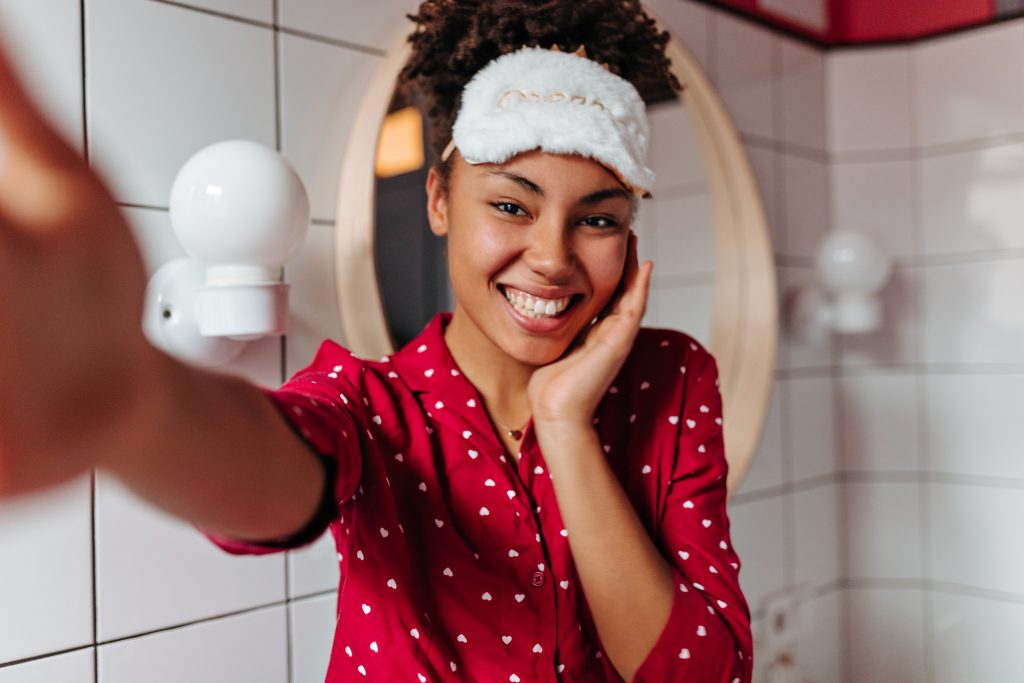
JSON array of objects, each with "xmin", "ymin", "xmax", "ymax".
[{"xmin": 334, "ymin": 14, "xmax": 777, "ymax": 497}]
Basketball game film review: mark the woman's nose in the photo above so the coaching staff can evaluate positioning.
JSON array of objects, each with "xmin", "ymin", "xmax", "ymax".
[{"xmin": 523, "ymin": 219, "xmax": 575, "ymax": 281}]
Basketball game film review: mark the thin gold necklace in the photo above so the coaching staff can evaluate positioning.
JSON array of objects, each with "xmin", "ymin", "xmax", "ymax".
[{"xmin": 492, "ymin": 416, "xmax": 529, "ymax": 440}]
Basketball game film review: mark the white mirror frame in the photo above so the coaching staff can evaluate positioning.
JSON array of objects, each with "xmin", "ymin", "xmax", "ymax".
[{"xmin": 334, "ymin": 21, "xmax": 778, "ymax": 497}]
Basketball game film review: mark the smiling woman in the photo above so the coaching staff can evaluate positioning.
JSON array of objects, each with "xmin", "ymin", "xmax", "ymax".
[{"xmin": 336, "ymin": 6, "xmax": 777, "ymax": 497}]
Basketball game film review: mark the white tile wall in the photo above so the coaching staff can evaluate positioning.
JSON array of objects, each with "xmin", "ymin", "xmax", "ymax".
[
  {"xmin": 740, "ymin": 382, "xmax": 785, "ymax": 493},
  {"xmin": 279, "ymin": 33, "xmax": 383, "ymax": 221},
  {"xmin": 830, "ymin": 159, "xmax": 916, "ymax": 258},
  {"xmin": 729, "ymin": 497, "xmax": 787, "ymax": 613},
  {"xmin": 921, "ymin": 259, "xmax": 1024, "ymax": 365},
  {"xmin": 94, "ymin": 474, "xmax": 285, "ymax": 642},
  {"xmin": 919, "ymin": 142, "xmax": 1024, "ymax": 255},
  {"xmin": 836, "ymin": 266, "xmax": 920, "ymax": 366},
  {"xmin": 278, "ymin": 0, "xmax": 419, "ymax": 52},
  {"xmin": 171, "ymin": 0, "xmax": 273, "ymax": 24},
  {"xmin": 97, "ymin": 606, "xmax": 288, "ymax": 683},
  {"xmin": 826, "ymin": 47, "xmax": 913, "ymax": 155},
  {"xmin": 930, "ymin": 591, "xmax": 1024, "ymax": 683},
  {"xmin": 712, "ymin": 12, "xmax": 777, "ymax": 141},
  {"xmin": 780, "ymin": 153, "xmax": 829, "ymax": 259},
  {"xmin": 647, "ymin": 101, "xmax": 708, "ymax": 190},
  {"xmin": 846, "ymin": 588, "xmax": 927, "ymax": 683},
  {"xmin": 838, "ymin": 373, "xmax": 920, "ymax": 472},
  {"xmin": 0, "ymin": 0, "xmax": 83, "ymax": 152},
  {"xmin": 785, "ymin": 377, "xmax": 838, "ymax": 482},
  {"xmin": 652, "ymin": 192, "xmax": 716, "ymax": 277},
  {"xmin": 914, "ymin": 21, "xmax": 1024, "ymax": 148},
  {"xmin": 792, "ymin": 484, "xmax": 839, "ymax": 590},
  {"xmin": 642, "ymin": 0, "xmax": 712, "ymax": 73},
  {"xmin": 0, "ymin": 476, "xmax": 93, "ymax": 664},
  {"xmin": 286, "ymin": 223, "xmax": 346, "ymax": 376},
  {"xmin": 925, "ymin": 374, "xmax": 1024, "ymax": 480},
  {"xmin": 290, "ymin": 593, "xmax": 338, "ymax": 683},
  {"xmin": 0, "ymin": 648, "xmax": 94, "ymax": 683},
  {"xmin": 779, "ymin": 39, "xmax": 826, "ymax": 151},
  {"xmin": 845, "ymin": 482, "xmax": 923, "ymax": 579},
  {"xmin": 927, "ymin": 482, "xmax": 1024, "ymax": 596},
  {"xmin": 794, "ymin": 590, "xmax": 842, "ymax": 683},
  {"xmin": 86, "ymin": 0, "xmax": 277, "ymax": 207},
  {"xmin": 288, "ymin": 532, "xmax": 341, "ymax": 598}
]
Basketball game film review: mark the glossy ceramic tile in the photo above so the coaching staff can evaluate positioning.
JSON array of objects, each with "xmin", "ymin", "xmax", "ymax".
[
  {"xmin": 642, "ymin": 0, "xmax": 711, "ymax": 72},
  {"xmin": 647, "ymin": 281, "xmax": 714, "ymax": 345},
  {"xmin": 918, "ymin": 142, "xmax": 1024, "ymax": 255},
  {"xmin": 914, "ymin": 21, "xmax": 1024, "ymax": 148},
  {"xmin": 792, "ymin": 484, "xmax": 839, "ymax": 590},
  {"xmin": 785, "ymin": 376, "xmax": 838, "ymax": 482},
  {"xmin": 930, "ymin": 590, "xmax": 1024, "ymax": 683},
  {"xmin": 0, "ymin": 476, "xmax": 93, "ymax": 664},
  {"xmin": 86, "ymin": 0, "xmax": 276, "ymax": 207},
  {"xmin": 647, "ymin": 100, "xmax": 708, "ymax": 190},
  {"xmin": 0, "ymin": 648, "xmax": 94, "ymax": 683},
  {"xmin": 94, "ymin": 474, "xmax": 285, "ymax": 641},
  {"xmin": 921, "ymin": 259, "xmax": 1024, "ymax": 365},
  {"xmin": 97, "ymin": 605, "xmax": 288, "ymax": 683},
  {"xmin": 169, "ymin": 0, "xmax": 273, "ymax": 23},
  {"xmin": 779, "ymin": 39, "xmax": 826, "ymax": 152},
  {"xmin": 927, "ymin": 482, "xmax": 1024, "ymax": 595},
  {"xmin": 711, "ymin": 12, "xmax": 777, "ymax": 141},
  {"xmin": 652, "ymin": 192, "xmax": 716, "ymax": 277},
  {"xmin": 793, "ymin": 590, "xmax": 842, "ymax": 683},
  {"xmin": 830, "ymin": 159, "xmax": 915, "ymax": 258},
  {"xmin": 285, "ymin": 224, "xmax": 346, "ymax": 378},
  {"xmin": 780, "ymin": 153, "xmax": 829, "ymax": 260},
  {"xmin": 826, "ymin": 47, "xmax": 913, "ymax": 154},
  {"xmin": 925, "ymin": 373, "xmax": 1024, "ymax": 480},
  {"xmin": 278, "ymin": 0, "xmax": 419, "ymax": 52},
  {"xmin": 279, "ymin": 33, "xmax": 383, "ymax": 222},
  {"xmin": 847, "ymin": 588, "xmax": 926, "ymax": 683},
  {"xmin": 0, "ymin": 0, "xmax": 83, "ymax": 152},
  {"xmin": 846, "ymin": 482, "xmax": 923, "ymax": 579},
  {"xmin": 728, "ymin": 496, "xmax": 787, "ymax": 613},
  {"xmin": 290, "ymin": 593, "xmax": 338, "ymax": 683},
  {"xmin": 838, "ymin": 372, "xmax": 921, "ymax": 472},
  {"xmin": 743, "ymin": 144, "xmax": 781, "ymax": 253},
  {"xmin": 288, "ymin": 532, "xmax": 340, "ymax": 598},
  {"xmin": 739, "ymin": 382, "xmax": 785, "ymax": 494},
  {"xmin": 837, "ymin": 267, "xmax": 920, "ymax": 367}
]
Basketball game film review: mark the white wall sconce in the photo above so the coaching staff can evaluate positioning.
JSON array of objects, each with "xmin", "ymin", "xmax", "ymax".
[
  {"xmin": 143, "ymin": 140, "xmax": 310, "ymax": 366},
  {"xmin": 785, "ymin": 230, "xmax": 892, "ymax": 346}
]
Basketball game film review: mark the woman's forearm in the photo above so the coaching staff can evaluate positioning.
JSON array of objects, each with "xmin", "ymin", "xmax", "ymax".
[
  {"xmin": 536, "ymin": 421, "xmax": 675, "ymax": 682},
  {"xmin": 100, "ymin": 348, "xmax": 326, "ymax": 542}
]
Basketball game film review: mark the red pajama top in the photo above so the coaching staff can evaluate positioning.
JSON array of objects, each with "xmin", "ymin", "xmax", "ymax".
[{"xmin": 203, "ymin": 312, "xmax": 753, "ymax": 682}]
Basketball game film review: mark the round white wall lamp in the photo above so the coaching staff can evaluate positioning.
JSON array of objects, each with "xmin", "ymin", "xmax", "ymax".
[
  {"xmin": 143, "ymin": 140, "xmax": 310, "ymax": 367},
  {"xmin": 786, "ymin": 230, "xmax": 893, "ymax": 346}
]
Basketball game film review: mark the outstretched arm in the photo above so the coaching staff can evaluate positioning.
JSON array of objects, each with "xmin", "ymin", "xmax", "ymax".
[{"xmin": 0, "ymin": 43, "xmax": 325, "ymax": 543}]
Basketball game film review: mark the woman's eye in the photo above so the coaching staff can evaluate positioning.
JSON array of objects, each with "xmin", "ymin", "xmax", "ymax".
[
  {"xmin": 492, "ymin": 201, "xmax": 527, "ymax": 217},
  {"xmin": 581, "ymin": 215, "xmax": 619, "ymax": 228}
]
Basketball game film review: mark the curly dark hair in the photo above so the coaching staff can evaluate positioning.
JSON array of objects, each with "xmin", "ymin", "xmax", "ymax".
[{"xmin": 398, "ymin": 0, "xmax": 681, "ymax": 189}]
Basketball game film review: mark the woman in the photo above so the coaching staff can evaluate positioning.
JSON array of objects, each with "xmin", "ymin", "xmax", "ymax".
[{"xmin": 0, "ymin": 1, "xmax": 752, "ymax": 681}]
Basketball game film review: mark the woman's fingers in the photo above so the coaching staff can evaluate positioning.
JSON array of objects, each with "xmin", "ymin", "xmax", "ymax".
[{"xmin": 0, "ymin": 42, "xmax": 94, "ymax": 231}]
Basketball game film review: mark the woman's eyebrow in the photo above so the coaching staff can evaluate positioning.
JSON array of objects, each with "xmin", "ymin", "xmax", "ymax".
[
  {"xmin": 487, "ymin": 171, "xmax": 629, "ymax": 205},
  {"xmin": 488, "ymin": 170, "xmax": 544, "ymax": 196}
]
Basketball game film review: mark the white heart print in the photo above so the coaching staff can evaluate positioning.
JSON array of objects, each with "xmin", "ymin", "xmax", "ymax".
[
  {"xmin": 387, "ymin": 578, "xmax": 397, "ymax": 589},
  {"xmin": 361, "ymin": 603, "xmax": 371, "ymax": 614},
  {"xmin": 502, "ymin": 635, "xmax": 512, "ymax": 644},
  {"xmin": 515, "ymin": 594, "xmax": 525, "ymax": 602},
  {"xmin": 443, "ymin": 567, "xmax": 453, "ymax": 577},
  {"xmin": 457, "ymin": 634, "xmax": 467, "ymax": 643}
]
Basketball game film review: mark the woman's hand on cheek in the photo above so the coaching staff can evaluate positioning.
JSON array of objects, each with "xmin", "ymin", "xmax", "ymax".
[{"xmin": 527, "ymin": 232, "xmax": 652, "ymax": 431}]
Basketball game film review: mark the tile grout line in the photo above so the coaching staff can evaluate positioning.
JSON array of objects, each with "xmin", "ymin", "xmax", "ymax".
[
  {"xmin": 80, "ymin": 0, "xmax": 100, "ymax": 679},
  {"xmin": 271, "ymin": 1, "xmax": 296, "ymax": 680}
]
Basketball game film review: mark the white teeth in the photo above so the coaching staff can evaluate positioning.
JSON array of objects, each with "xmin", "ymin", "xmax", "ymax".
[{"xmin": 502, "ymin": 286, "xmax": 572, "ymax": 319}]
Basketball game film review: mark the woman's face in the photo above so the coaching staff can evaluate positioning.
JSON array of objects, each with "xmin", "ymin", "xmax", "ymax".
[{"xmin": 427, "ymin": 149, "xmax": 633, "ymax": 367}]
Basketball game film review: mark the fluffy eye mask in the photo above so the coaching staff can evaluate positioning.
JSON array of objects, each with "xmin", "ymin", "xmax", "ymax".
[{"xmin": 442, "ymin": 46, "xmax": 656, "ymax": 197}]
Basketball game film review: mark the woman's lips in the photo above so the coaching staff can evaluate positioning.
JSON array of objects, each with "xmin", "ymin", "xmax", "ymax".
[{"xmin": 498, "ymin": 285, "xmax": 581, "ymax": 333}]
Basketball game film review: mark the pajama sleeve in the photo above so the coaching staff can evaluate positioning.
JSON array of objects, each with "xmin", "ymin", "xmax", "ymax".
[
  {"xmin": 631, "ymin": 345, "xmax": 754, "ymax": 683},
  {"xmin": 198, "ymin": 341, "xmax": 368, "ymax": 556}
]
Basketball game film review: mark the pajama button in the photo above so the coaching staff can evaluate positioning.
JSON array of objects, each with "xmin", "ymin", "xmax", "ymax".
[{"xmin": 531, "ymin": 571, "xmax": 545, "ymax": 587}]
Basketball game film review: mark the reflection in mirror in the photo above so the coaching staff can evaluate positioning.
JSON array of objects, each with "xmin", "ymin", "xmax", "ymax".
[
  {"xmin": 371, "ymin": 74, "xmax": 717, "ymax": 350},
  {"xmin": 374, "ymin": 86, "xmax": 450, "ymax": 348}
]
